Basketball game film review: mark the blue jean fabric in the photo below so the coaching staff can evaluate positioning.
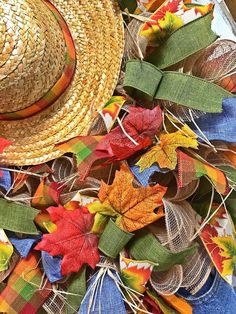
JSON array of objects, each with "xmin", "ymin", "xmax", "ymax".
[
  {"xmin": 79, "ymin": 271, "xmax": 126, "ymax": 314},
  {"xmin": 188, "ymin": 98, "xmax": 236, "ymax": 143},
  {"xmin": 178, "ymin": 269, "xmax": 236, "ymax": 314},
  {"xmin": 7, "ymin": 233, "xmax": 41, "ymax": 258},
  {"xmin": 0, "ymin": 167, "xmax": 12, "ymax": 192},
  {"xmin": 41, "ymin": 251, "xmax": 63, "ymax": 283},
  {"xmin": 130, "ymin": 164, "xmax": 169, "ymax": 186}
]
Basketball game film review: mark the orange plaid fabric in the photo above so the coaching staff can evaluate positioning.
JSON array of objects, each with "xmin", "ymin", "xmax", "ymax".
[{"xmin": 0, "ymin": 253, "xmax": 51, "ymax": 314}]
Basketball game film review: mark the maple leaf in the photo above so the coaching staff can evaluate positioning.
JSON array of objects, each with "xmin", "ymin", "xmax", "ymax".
[
  {"xmin": 136, "ymin": 130, "xmax": 198, "ymax": 171},
  {"xmin": 56, "ymin": 106, "xmax": 163, "ymax": 180},
  {"xmin": 89, "ymin": 164, "xmax": 167, "ymax": 232},
  {"xmin": 95, "ymin": 106, "xmax": 163, "ymax": 161},
  {"xmin": 35, "ymin": 205, "xmax": 100, "ymax": 275},
  {"xmin": 211, "ymin": 236, "xmax": 236, "ymax": 277}
]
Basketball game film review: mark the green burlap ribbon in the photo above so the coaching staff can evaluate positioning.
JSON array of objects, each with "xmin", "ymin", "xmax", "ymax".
[
  {"xmin": 147, "ymin": 12, "xmax": 218, "ymax": 69},
  {"xmin": 129, "ymin": 232, "xmax": 198, "ymax": 271},
  {"xmin": 99, "ymin": 219, "xmax": 134, "ymax": 258},
  {"xmin": 118, "ymin": 0, "xmax": 137, "ymax": 13},
  {"xmin": 124, "ymin": 60, "xmax": 233, "ymax": 113},
  {"xmin": 0, "ymin": 199, "xmax": 39, "ymax": 234},
  {"xmin": 66, "ymin": 267, "xmax": 86, "ymax": 314}
]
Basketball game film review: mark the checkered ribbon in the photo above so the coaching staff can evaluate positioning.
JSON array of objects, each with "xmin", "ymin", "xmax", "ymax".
[
  {"xmin": 56, "ymin": 136, "xmax": 106, "ymax": 180},
  {"xmin": 177, "ymin": 150, "xmax": 229, "ymax": 195},
  {"xmin": 0, "ymin": 253, "xmax": 51, "ymax": 314}
]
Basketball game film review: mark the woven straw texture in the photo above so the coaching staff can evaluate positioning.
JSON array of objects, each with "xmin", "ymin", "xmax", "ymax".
[{"xmin": 0, "ymin": 0, "xmax": 124, "ymax": 165}]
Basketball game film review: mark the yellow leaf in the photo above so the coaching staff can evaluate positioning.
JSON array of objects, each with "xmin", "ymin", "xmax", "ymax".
[
  {"xmin": 165, "ymin": 114, "xmax": 197, "ymax": 138},
  {"xmin": 136, "ymin": 131, "xmax": 198, "ymax": 171},
  {"xmin": 221, "ymin": 258, "xmax": 234, "ymax": 277},
  {"xmin": 97, "ymin": 164, "xmax": 167, "ymax": 232},
  {"xmin": 181, "ymin": 125, "xmax": 197, "ymax": 139},
  {"xmin": 88, "ymin": 201, "xmax": 117, "ymax": 217}
]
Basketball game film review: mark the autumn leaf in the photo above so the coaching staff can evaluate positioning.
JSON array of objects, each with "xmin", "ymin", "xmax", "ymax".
[
  {"xmin": 96, "ymin": 106, "xmax": 163, "ymax": 161},
  {"xmin": 136, "ymin": 130, "xmax": 198, "ymax": 171},
  {"xmin": 212, "ymin": 236, "xmax": 236, "ymax": 276},
  {"xmin": 35, "ymin": 205, "xmax": 100, "ymax": 275},
  {"xmin": 56, "ymin": 106, "xmax": 163, "ymax": 180},
  {"xmin": 89, "ymin": 164, "xmax": 167, "ymax": 232}
]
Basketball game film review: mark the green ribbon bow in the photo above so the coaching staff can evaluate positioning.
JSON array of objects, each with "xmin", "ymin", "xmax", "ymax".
[{"xmin": 124, "ymin": 59, "xmax": 233, "ymax": 113}]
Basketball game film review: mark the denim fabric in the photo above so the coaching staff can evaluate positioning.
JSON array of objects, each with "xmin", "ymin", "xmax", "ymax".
[
  {"xmin": 79, "ymin": 271, "xmax": 126, "ymax": 314},
  {"xmin": 41, "ymin": 251, "xmax": 63, "ymax": 283},
  {"xmin": 178, "ymin": 269, "xmax": 236, "ymax": 314},
  {"xmin": 188, "ymin": 98, "xmax": 236, "ymax": 142},
  {"xmin": 7, "ymin": 233, "xmax": 41, "ymax": 258},
  {"xmin": 0, "ymin": 168, "xmax": 12, "ymax": 192},
  {"xmin": 130, "ymin": 164, "xmax": 169, "ymax": 186}
]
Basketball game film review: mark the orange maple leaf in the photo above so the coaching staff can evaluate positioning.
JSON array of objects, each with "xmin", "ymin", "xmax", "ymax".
[
  {"xmin": 136, "ymin": 130, "xmax": 198, "ymax": 171},
  {"xmin": 92, "ymin": 164, "xmax": 167, "ymax": 233}
]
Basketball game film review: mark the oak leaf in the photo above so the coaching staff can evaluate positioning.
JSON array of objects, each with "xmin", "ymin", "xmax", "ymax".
[
  {"xmin": 89, "ymin": 164, "xmax": 167, "ymax": 232},
  {"xmin": 35, "ymin": 205, "xmax": 100, "ymax": 275},
  {"xmin": 136, "ymin": 130, "xmax": 198, "ymax": 171}
]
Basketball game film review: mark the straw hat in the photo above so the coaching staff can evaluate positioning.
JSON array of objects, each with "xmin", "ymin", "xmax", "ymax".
[{"xmin": 0, "ymin": 0, "xmax": 124, "ymax": 165}]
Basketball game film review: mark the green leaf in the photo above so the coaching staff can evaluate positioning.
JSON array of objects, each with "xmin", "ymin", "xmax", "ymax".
[
  {"xmin": 0, "ymin": 199, "xmax": 39, "ymax": 234},
  {"xmin": 129, "ymin": 231, "xmax": 198, "ymax": 272}
]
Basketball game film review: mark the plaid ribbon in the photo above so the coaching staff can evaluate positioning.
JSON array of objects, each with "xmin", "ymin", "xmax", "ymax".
[
  {"xmin": 32, "ymin": 180, "xmax": 63, "ymax": 210},
  {"xmin": 177, "ymin": 150, "xmax": 229, "ymax": 195},
  {"xmin": 12, "ymin": 164, "xmax": 52, "ymax": 193},
  {"xmin": 0, "ymin": 253, "xmax": 51, "ymax": 314},
  {"xmin": 56, "ymin": 136, "xmax": 106, "ymax": 180},
  {"xmin": 0, "ymin": 0, "xmax": 76, "ymax": 120}
]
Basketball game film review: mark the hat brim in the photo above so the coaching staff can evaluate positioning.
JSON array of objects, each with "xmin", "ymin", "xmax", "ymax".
[{"xmin": 0, "ymin": 0, "xmax": 124, "ymax": 165}]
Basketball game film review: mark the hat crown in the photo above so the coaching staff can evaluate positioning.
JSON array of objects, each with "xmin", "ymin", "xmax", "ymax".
[{"xmin": 0, "ymin": 0, "xmax": 66, "ymax": 113}]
